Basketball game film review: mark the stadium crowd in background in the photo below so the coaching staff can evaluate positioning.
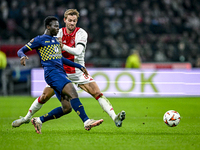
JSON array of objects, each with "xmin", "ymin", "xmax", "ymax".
[{"xmin": 1, "ymin": 0, "xmax": 200, "ymax": 67}]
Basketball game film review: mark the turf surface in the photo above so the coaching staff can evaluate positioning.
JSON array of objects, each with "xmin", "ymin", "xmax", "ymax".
[{"xmin": 0, "ymin": 96, "xmax": 199, "ymax": 150}]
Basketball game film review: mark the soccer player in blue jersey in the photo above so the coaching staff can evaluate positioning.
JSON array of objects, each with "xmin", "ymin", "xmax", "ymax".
[
  {"xmin": 16, "ymin": 16, "xmax": 103, "ymax": 134},
  {"xmin": 12, "ymin": 9, "xmax": 125, "ymax": 130}
]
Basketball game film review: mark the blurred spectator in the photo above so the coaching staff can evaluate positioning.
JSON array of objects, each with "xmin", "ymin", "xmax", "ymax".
[
  {"xmin": 125, "ymin": 49, "xmax": 141, "ymax": 68},
  {"xmin": 195, "ymin": 55, "xmax": 200, "ymax": 68},
  {"xmin": 1, "ymin": 0, "xmax": 200, "ymax": 67},
  {"xmin": 0, "ymin": 49, "xmax": 7, "ymax": 69},
  {"xmin": 0, "ymin": 49, "xmax": 7, "ymax": 90}
]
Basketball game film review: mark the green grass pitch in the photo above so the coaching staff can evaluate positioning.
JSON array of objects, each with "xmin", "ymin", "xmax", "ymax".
[{"xmin": 0, "ymin": 96, "xmax": 200, "ymax": 150}]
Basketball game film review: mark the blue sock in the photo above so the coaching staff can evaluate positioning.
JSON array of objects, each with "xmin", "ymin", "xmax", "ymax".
[
  {"xmin": 70, "ymin": 98, "xmax": 89, "ymax": 122},
  {"xmin": 40, "ymin": 107, "xmax": 64, "ymax": 123}
]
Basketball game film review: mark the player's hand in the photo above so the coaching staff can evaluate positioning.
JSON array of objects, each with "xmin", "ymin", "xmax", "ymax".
[
  {"xmin": 58, "ymin": 37, "xmax": 63, "ymax": 48},
  {"xmin": 20, "ymin": 56, "xmax": 29, "ymax": 66},
  {"xmin": 81, "ymin": 67, "xmax": 88, "ymax": 77}
]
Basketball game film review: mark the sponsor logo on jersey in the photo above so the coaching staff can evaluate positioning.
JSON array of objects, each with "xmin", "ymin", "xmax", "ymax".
[
  {"xmin": 45, "ymin": 41, "xmax": 50, "ymax": 43},
  {"xmin": 54, "ymin": 46, "xmax": 59, "ymax": 52},
  {"xmin": 49, "ymin": 53, "xmax": 62, "ymax": 57}
]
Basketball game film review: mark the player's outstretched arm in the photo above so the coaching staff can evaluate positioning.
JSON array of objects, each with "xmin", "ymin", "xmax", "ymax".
[
  {"xmin": 62, "ymin": 57, "xmax": 83, "ymax": 69},
  {"xmin": 61, "ymin": 57, "xmax": 88, "ymax": 76},
  {"xmin": 17, "ymin": 46, "xmax": 30, "ymax": 66}
]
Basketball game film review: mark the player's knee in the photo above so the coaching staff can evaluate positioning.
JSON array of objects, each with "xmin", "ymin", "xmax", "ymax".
[
  {"xmin": 62, "ymin": 106, "xmax": 72, "ymax": 114},
  {"xmin": 69, "ymin": 93, "xmax": 79, "ymax": 99}
]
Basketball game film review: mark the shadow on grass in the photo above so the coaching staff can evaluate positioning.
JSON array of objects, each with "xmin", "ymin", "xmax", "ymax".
[
  {"xmin": 31, "ymin": 130, "xmax": 200, "ymax": 136},
  {"xmin": 3, "ymin": 126, "xmax": 200, "ymax": 136}
]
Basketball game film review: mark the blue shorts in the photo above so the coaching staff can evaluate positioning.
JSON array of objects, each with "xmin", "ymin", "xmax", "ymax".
[{"xmin": 45, "ymin": 69, "xmax": 71, "ymax": 101}]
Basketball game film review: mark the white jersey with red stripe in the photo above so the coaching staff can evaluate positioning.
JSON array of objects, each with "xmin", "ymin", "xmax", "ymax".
[{"xmin": 57, "ymin": 27, "xmax": 94, "ymax": 84}]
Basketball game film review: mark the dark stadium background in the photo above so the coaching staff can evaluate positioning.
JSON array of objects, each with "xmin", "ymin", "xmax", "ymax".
[{"xmin": 1, "ymin": 0, "xmax": 200, "ymax": 95}]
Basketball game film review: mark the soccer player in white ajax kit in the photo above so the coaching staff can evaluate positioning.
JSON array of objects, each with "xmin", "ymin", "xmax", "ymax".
[{"xmin": 12, "ymin": 9, "xmax": 125, "ymax": 129}]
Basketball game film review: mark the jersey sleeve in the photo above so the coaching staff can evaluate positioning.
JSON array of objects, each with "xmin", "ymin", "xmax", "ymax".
[
  {"xmin": 17, "ymin": 36, "xmax": 41, "ymax": 58},
  {"xmin": 75, "ymin": 28, "xmax": 88, "ymax": 48},
  {"xmin": 26, "ymin": 37, "xmax": 41, "ymax": 50},
  {"xmin": 62, "ymin": 57, "xmax": 83, "ymax": 69}
]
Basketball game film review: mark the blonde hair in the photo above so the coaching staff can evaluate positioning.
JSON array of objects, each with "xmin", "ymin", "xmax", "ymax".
[{"xmin": 64, "ymin": 9, "xmax": 79, "ymax": 19}]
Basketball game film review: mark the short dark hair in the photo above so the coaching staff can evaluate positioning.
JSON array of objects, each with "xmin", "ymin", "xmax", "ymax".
[{"xmin": 44, "ymin": 16, "xmax": 58, "ymax": 28}]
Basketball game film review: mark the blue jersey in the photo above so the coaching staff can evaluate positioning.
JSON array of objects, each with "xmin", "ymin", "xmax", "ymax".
[
  {"xmin": 17, "ymin": 34, "xmax": 84, "ymax": 100},
  {"xmin": 25, "ymin": 34, "xmax": 65, "ymax": 74},
  {"xmin": 18, "ymin": 34, "xmax": 75, "ymax": 99}
]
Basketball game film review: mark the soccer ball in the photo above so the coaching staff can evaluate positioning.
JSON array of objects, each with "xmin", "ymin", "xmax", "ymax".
[{"xmin": 163, "ymin": 110, "xmax": 180, "ymax": 127}]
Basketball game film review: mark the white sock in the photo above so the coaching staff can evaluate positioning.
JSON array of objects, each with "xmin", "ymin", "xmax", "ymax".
[
  {"xmin": 36, "ymin": 117, "xmax": 42, "ymax": 124},
  {"xmin": 98, "ymin": 95, "xmax": 116, "ymax": 120},
  {"xmin": 84, "ymin": 119, "xmax": 90, "ymax": 126},
  {"xmin": 24, "ymin": 97, "xmax": 43, "ymax": 121}
]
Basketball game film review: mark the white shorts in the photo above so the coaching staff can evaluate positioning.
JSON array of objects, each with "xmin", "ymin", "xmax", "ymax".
[{"xmin": 67, "ymin": 71, "xmax": 95, "ymax": 85}]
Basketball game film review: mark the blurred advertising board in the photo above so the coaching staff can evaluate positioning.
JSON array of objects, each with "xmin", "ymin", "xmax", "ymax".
[
  {"xmin": 141, "ymin": 63, "xmax": 191, "ymax": 69},
  {"xmin": 31, "ymin": 68, "xmax": 200, "ymax": 97},
  {"xmin": 0, "ymin": 44, "xmax": 40, "ymax": 70}
]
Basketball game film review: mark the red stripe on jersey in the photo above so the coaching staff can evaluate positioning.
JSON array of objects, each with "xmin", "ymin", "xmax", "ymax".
[{"xmin": 62, "ymin": 27, "xmax": 80, "ymax": 73}]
